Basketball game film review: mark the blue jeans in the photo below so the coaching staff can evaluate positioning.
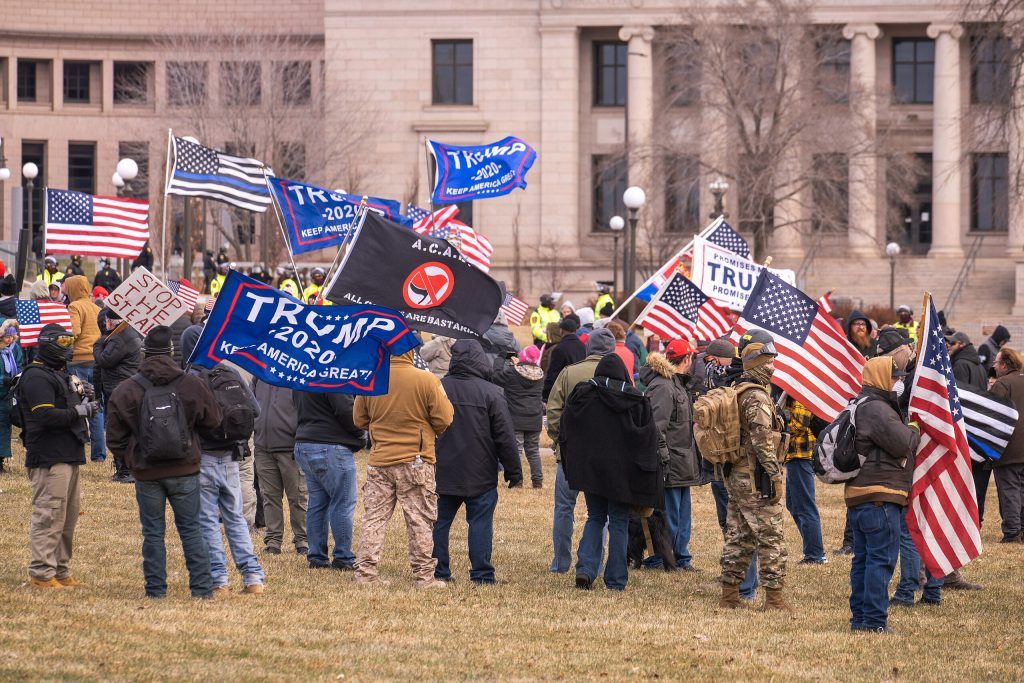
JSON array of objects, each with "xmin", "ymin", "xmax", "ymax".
[
  {"xmin": 711, "ymin": 479, "xmax": 729, "ymax": 531},
  {"xmin": 68, "ymin": 363, "xmax": 105, "ymax": 461},
  {"xmin": 134, "ymin": 475, "xmax": 213, "ymax": 598},
  {"xmin": 849, "ymin": 502, "xmax": 902, "ymax": 630},
  {"xmin": 664, "ymin": 487, "xmax": 693, "ymax": 567},
  {"xmin": 433, "ymin": 488, "xmax": 498, "ymax": 583},
  {"xmin": 551, "ymin": 464, "xmax": 580, "ymax": 573},
  {"xmin": 785, "ymin": 459, "xmax": 825, "ymax": 561},
  {"xmin": 199, "ymin": 454, "xmax": 264, "ymax": 587},
  {"xmin": 740, "ymin": 553, "xmax": 758, "ymax": 599},
  {"xmin": 893, "ymin": 513, "xmax": 943, "ymax": 604},
  {"xmin": 576, "ymin": 492, "xmax": 629, "ymax": 590},
  {"xmin": 293, "ymin": 442, "xmax": 357, "ymax": 566}
]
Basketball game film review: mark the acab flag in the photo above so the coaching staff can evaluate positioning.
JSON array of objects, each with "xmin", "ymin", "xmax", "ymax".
[
  {"xmin": 325, "ymin": 211, "xmax": 503, "ymax": 338},
  {"xmin": 190, "ymin": 271, "xmax": 419, "ymax": 395},
  {"xmin": 427, "ymin": 136, "xmax": 537, "ymax": 204}
]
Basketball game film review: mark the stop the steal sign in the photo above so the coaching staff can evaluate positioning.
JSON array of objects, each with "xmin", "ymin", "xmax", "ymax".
[{"xmin": 105, "ymin": 267, "xmax": 190, "ymax": 335}]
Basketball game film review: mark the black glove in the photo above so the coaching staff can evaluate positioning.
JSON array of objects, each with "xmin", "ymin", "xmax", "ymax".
[
  {"xmin": 75, "ymin": 401, "xmax": 100, "ymax": 418},
  {"xmin": 507, "ymin": 474, "xmax": 523, "ymax": 488},
  {"xmin": 2, "ymin": 375, "xmax": 16, "ymax": 388}
]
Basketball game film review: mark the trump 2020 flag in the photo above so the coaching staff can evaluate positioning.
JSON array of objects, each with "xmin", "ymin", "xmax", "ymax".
[
  {"xmin": 427, "ymin": 136, "xmax": 537, "ymax": 204},
  {"xmin": 268, "ymin": 178, "xmax": 402, "ymax": 255},
  {"xmin": 325, "ymin": 211, "xmax": 503, "ymax": 338},
  {"xmin": 189, "ymin": 271, "xmax": 419, "ymax": 395}
]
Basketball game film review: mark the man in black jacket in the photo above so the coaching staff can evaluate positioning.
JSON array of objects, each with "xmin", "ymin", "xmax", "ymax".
[
  {"xmin": 20, "ymin": 324, "xmax": 98, "ymax": 589},
  {"xmin": 293, "ymin": 389, "xmax": 364, "ymax": 570},
  {"xmin": 978, "ymin": 325, "xmax": 1011, "ymax": 371},
  {"xmin": 946, "ymin": 331, "xmax": 987, "ymax": 391},
  {"xmin": 434, "ymin": 340, "xmax": 521, "ymax": 584},
  {"xmin": 254, "ymin": 379, "xmax": 307, "ymax": 556},
  {"xmin": 93, "ymin": 259, "xmax": 122, "ymax": 293},
  {"xmin": 542, "ymin": 317, "xmax": 587, "ymax": 401},
  {"xmin": 93, "ymin": 309, "xmax": 142, "ymax": 483}
]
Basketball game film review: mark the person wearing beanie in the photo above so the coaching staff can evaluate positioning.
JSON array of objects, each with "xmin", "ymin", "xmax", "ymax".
[
  {"xmin": 92, "ymin": 308, "xmax": 142, "ymax": 483},
  {"xmin": 106, "ymin": 325, "xmax": 224, "ymax": 598},
  {"xmin": 545, "ymin": 327, "xmax": 616, "ymax": 573},
  {"xmin": 18, "ymin": 324, "xmax": 97, "ymax": 589},
  {"xmin": 0, "ymin": 274, "xmax": 18, "ymax": 319},
  {"xmin": 0, "ymin": 319, "xmax": 24, "ymax": 473},
  {"xmin": 64, "ymin": 275, "xmax": 106, "ymax": 463},
  {"xmin": 542, "ymin": 316, "xmax": 587, "ymax": 401},
  {"xmin": 979, "ymin": 324, "xmax": 1012, "ymax": 372},
  {"xmin": 492, "ymin": 343, "xmax": 546, "ymax": 487}
]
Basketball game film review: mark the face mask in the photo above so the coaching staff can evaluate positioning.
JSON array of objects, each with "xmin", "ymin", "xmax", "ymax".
[{"xmin": 893, "ymin": 380, "xmax": 905, "ymax": 398}]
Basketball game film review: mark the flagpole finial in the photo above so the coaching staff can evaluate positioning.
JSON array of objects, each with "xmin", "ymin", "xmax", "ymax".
[{"xmin": 763, "ymin": 256, "xmax": 773, "ymax": 268}]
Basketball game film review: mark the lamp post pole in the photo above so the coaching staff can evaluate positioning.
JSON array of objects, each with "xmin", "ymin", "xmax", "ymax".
[
  {"xmin": 17, "ymin": 162, "xmax": 39, "ymax": 288},
  {"xmin": 115, "ymin": 158, "xmax": 139, "ymax": 278},
  {"xmin": 886, "ymin": 242, "xmax": 901, "ymax": 310},
  {"xmin": 609, "ymin": 215, "xmax": 624, "ymax": 297},
  {"xmin": 622, "ymin": 187, "xmax": 646, "ymax": 297},
  {"xmin": 709, "ymin": 176, "xmax": 730, "ymax": 220}
]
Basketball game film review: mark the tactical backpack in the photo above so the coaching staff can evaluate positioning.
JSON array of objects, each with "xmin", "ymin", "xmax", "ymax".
[
  {"xmin": 692, "ymin": 383, "xmax": 766, "ymax": 465},
  {"xmin": 198, "ymin": 365, "xmax": 256, "ymax": 443},
  {"xmin": 130, "ymin": 374, "xmax": 191, "ymax": 463},
  {"xmin": 812, "ymin": 396, "xmax": 877, "ymax": 484}
]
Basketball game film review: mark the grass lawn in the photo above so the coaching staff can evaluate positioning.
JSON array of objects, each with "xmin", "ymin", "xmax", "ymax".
[{"xmin": 0, "ymin": 442, "xmax": 1020, "ymax": 682}]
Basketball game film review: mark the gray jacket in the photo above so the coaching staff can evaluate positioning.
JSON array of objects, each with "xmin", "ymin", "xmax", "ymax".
[
  {"xmin": 639, "ymin": 353, "xmax": 701, "ymax": 487},
  {"xmin": 253, "ymin": 379, "xmax": 297, "ymax": 452}
]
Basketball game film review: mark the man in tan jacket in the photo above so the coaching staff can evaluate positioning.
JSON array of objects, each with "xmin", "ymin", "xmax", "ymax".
[
  {"xmin": 64, "ymin": 275, "xmax": 105, "ymax": 462},
  {"xmin": 352, "ymin": 350, "xmax": 454, "ymax": 588}
]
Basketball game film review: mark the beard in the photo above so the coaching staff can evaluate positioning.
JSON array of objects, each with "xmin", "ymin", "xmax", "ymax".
[{"xmin": 851, "ymin": 329, "xmax": 871, "ymax": 350}]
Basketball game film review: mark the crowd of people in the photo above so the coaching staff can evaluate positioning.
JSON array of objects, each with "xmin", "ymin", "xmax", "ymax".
[{"xmin": 5, "ymin": 269, "xmax": 1024, "ymax": 636}]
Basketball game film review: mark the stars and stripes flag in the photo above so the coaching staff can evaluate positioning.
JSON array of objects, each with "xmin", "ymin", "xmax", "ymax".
[
  {"xmin": 44, "ymin": 189, "xmax": 150, "ymax": 259},
  {"xmin": 733, "ymin": 270, "xmax": 865, "ymax": 421},
  {"xmin": 166, "ymin": 136, "xmax": 273, "ymax": 212},
  {"xmin": 167, "ymin": 279, "xmax": 201, "ymax": 313},
  {"xmin": 906, "ymin": 294, "xmax": 982, "ymax": 577},
  {"xmin": 406, "ymin": 203, "xmax": 460, "ymax": 232},
  {"xmin": 636, "ymin": 272, "xmax": 733, "ymax": 342},
  {"xmin": 703, "ymin": 220, "xmax": 750, "ymax": 259},
  {"xmin": 408, "ymin": 204, "xmax": 493, "ymax": 272},
  {"xmin": 957, "ymin": 386, "xmax": 1018, "ymax": 463},
  {"xmin": 500, "ymin": 292, "xmax": 530, "ymax": 326},
  {"xmin": 15, "ymin": 300, "xmax": 72, "ymax": 347},
  {"xmin": 819, "ymin": 291, "xmax": 833, "ymax": 314}
]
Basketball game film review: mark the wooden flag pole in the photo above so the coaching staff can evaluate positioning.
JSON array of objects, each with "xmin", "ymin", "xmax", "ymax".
[
  {"xmin": 159, "ymin": 129, "xmax": 174, "ymax": 281},
  {"xmin": 318, "ymin": 197, "xmax": 368, "ymax": 304}
]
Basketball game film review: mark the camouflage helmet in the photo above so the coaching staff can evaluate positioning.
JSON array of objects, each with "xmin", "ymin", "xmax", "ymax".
[{"xmin": 738, "ymin": 328, "xmax": 775, "ymax": 354}]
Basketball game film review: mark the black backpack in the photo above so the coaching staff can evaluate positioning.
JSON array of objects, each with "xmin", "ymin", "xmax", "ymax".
[
  {"xmin": 198, "ymin": 366, "xmax": 256, "ymax": 443},
  {"xmin": 130, "ymin": 374, "xmax": 191, "ymax": 463},
  {"xmin": 812, "ymin": 396, "xmax": 877, "ymax": 484}
]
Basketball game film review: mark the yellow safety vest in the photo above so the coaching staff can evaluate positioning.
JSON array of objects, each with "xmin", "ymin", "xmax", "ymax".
[
  {"xmin": 37, "ymin": 270, "xmax": 65, "ymax": 286},
  {"xmin": 280, "ymin": 278, "xmax": 301, "ymax": 299},
  {"xmin": 595, "ymin": 293, "xmax": 615, "ymax": 318},
  {"xmin": 894, "ymin": 320, "xmax": 919, "ymax": 344},
  {"xmin": 530, "ymin": 306, "xmax": 560, "ymax": 343},
  {"xmin": 303, "ymin": 283, "xmax": 323, "ymax": 304},
  {"xmin": 209, "ymin": 274, "xmax": 226, "ymax": 297}
]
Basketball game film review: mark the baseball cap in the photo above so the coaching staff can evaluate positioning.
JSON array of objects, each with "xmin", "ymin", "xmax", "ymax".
[
  {"xmin": 944, "ymin": 330, "xmax": 971, "ymax": 346},
  {"xmin": 664, "ymin": 339, "xmax": 694, "ymax": 361}
]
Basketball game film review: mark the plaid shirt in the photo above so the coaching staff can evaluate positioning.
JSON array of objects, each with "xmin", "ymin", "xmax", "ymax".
[{"xmin": 787, "ymin": 399, "xmax": 815, "ymax": 461}]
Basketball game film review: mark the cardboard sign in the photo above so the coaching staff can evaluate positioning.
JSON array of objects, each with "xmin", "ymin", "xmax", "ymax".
[
  {"xmin": 105, "ymin": 267, "xmax": 190, "ymax": 335},
  {"xmin": 690, "ymin": 236, "xmax": 796, "ymax": 311}
]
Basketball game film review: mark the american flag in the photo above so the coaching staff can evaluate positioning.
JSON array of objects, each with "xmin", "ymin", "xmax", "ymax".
[
  {"xmin": 635, "ymin": 217, "xmax": 737, "ymax": 304},
  {"xmin": 819, "ymin": 291, "xmax": 833, "ymax": 313},
  {"xmin": 406, "ymin": 203, "xmax": 460, "ymax": 232},
  {"xmin": 15, "ymin": 300, "xmax": 72, "ymax": 347},
  {"xmin": 907, "ymin": 295, "xmax": 982, "ymax": 577},
  {"xmin": 704, "ymin": 220, "xmax": 750, "ymax": 259},
  {"xmin": 408, "ymin": 205, "xmax": 493, "ymax": 272},
  {"xmin": 733, "ymin": 270, "xmax": 864, "ymax": 421},
  {"xmin": 500, "ymin": 292, "xmax": 530, "ymax": 326},
  {"xmin": 204, "ymin": 297, "xmax": 216, "ymax": 313},
  {"xmin": 637, "ymin": 272, "xmax": 732, "ymax": 342},
  {"xmin": 44, "ymin": 189, "xmax": 150, "ymax": 260},
  {"xmin": 167, "ymin": 279, "xmax": 200, "ymax": 313},
  {"xmin": 167, "ymin": 136, "xmax": 273, "ymax": 212}
]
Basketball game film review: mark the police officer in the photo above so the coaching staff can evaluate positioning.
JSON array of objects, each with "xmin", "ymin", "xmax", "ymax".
[
  {"xmin": 209, "ymin": 262, "xmax": 230, "ymax": 297},
  {"xmin": 530, "ymin": 293, "xmax": 560, "ymax": 345},
  {"xmin": 93, "ymin": 259, "xmax": 123, "ymax": 293},
  {"xmin": 303, "ymin": 267, "xmax": 327, "ymax": 304},
  {"xmin": 594, "ymin": 283, "xmax": 615, "ymax": 321},
  {"xmin": 19, "ymin": 324, "xmax": 99, "ymax": 589},
  {"xmin": 277, "ymin": 265, "xmax": 301, "ymax": 300},
  {"xmin": 37, "ymin": 256, "xmax": 65, "ymax": 287},
  {"xmin": 719, "ymin": 330, "xmax": 791, "ymax": 611},
  {"xmin": 894, "ymin": 305, "xmax": 918, "ymax": 344}
]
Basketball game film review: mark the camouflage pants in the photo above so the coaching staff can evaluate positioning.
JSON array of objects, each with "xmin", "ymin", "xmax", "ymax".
[
  {"xmin": 354, "ymin": 461, "xmax": 438, "ymax": 585},
  {"xmin": 720, "ymin": 470, "xmax": 787, "ymax": 590}
]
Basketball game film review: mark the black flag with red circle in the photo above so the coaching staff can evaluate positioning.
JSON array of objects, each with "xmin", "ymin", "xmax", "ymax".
[{"xmin": 325, "ymin": 211, "xmax": 503, "ymax": 338}]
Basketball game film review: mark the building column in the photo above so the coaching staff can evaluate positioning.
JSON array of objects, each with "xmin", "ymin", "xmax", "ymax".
[
  {"xmin": 1009, "ymin": 57, "xmax": 1024, "ymax": 314},
  {"xmin": 927, "ymin": 23, "xmax": 965, "ymax": 258},
  {"xmin": 619, "ymin": 25, "xmax": 654, "ymax": 285},
  {"xmin": 843, "ymin": 23, "xmax": 882, "ymax": 256}
]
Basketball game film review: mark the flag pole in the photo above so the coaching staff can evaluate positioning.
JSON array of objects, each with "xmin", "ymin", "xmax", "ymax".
[
  {"xmin": 424, "ymin": 138, "xmax": 437, "ymax": 233},
  {"xmin": 262, "ymin": 166, "xmax": 303, "ymax": 297},
  {"xmin": 159, "ymin": 129, "xmax": 174, "ymax": 281},
  {"xmin": 317, "ymin": 197, "xmax": 368, "ymax": 304}
]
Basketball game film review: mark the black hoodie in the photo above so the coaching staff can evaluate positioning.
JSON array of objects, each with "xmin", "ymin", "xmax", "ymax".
[
  {"xmin": 951, "ymin": 343, "xmax": 987, "ymax": 392},
  {"xmin": 979, "ymin": 325, "xmax": 1011, "ymax": 371},
  {"xmin": 844, "ymin": 310, "xmax": 877, "ymax": 358},
  {"xmin": 436, "ymin": 339, "xmax": 521, "ymax": 497}
]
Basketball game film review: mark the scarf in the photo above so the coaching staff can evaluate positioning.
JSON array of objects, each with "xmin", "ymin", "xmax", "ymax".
[
  {"xmin": 742, "ymin": 364, "xmax": 774, "ymax": 386},
  {"xmin": 1, "ymin": 347, "xmax": 16, "ymax": 377}
]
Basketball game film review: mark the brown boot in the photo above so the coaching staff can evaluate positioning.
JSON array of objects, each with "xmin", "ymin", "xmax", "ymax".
[
  {"xmin": 762, "ymin": 587, "xmax": 794, "ymax": 612},
  {"xmin": 719, "ymin": 582, "xmax": 742, "ymax": 609}
]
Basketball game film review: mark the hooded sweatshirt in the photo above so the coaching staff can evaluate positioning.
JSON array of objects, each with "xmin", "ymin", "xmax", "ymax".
[
  {"xmin": 544, "ymin": 328, "xmax": 616, "ymax": 460},
  {"xmin": 844, "ymin": 310, "xmax": 877, "ymax": 359},
  {"xmin": 979, "ymin": 325, "xmax": 1011, "ymax": 370},
  {"xmin": 64, "ymin": 275, "xmax": 101, "ymax": 363},
  {"xmin": 28, "ymin": 280, "xmax": 50, "ymax": 301},
  {"xmin": 492, "ymin": 354, "xmax": 545, "ymax": 432}
]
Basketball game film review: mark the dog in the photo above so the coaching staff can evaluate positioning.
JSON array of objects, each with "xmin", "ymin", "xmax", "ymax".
[{"xmin": 627, "ymin": 507, "xmax": 678, "ymax": 571}]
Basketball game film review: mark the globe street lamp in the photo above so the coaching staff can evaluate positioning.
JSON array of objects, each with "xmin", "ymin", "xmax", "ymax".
[
  {"xmin": 709, "ymin": 176, "xmax": 730, "ymax": 219},
  {"xmin": 0, "ymin": 136, "xmax": 10, "ymax": 181},
  {"xmin": 622, "ymin": 186, "xmax": 646, "ymax": 295},
  {"xmin": 17, "ymin": 162, "xmax": 39, "ymax": 286},
  {"xmin": 609, "ymin": 215, "xmax": 624, "ymax": 296},
  {"xmin": 885, "ymin": 241, "xmax": 901, "ymax": 310}
]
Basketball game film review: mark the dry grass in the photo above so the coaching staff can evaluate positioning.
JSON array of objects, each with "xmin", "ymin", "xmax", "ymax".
[{"xmin": 0, "ymin": 440, "xmax": 1021, "ymax": 682}]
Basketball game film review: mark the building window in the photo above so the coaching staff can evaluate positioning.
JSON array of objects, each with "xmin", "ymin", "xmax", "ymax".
[
  {"xmin": 114, "ymin": 62, "xmax": 151, "ymax": 104},
  {"xmin": 972, "ymin": 153, "xmax": 1008, "ymax": 231},
  {"xmin": 118, "ymin": 142, "xmax": 150, "ymax": 199},
  {"xmin": 816, "ymin": 34, "xmax": 850, "ymax": 103},
  {"xmin": 664, "ymin": 155, "xmax": 700, "ymax": 232},
  {"xmin": 738, "ymin": 154, "xmax": 774, "ymax": 235},
  {"xmin": 167, "ymin": 61, "xmax": 207, "ymax": 106},
  {"xmin": 594, "ymin": 41, "xmax": 628, "ymax": 106},
  {"xmin": 971, "ymin": 35, "xmax": 1012, "ymax": 105},
  {"xmin": 664, "ymin": 45, "xmax": 700, "ymax": 107},
  {"xmin": 22, "ymin": 141, "xmax": 45, "ymax": 239},
  {"xmin": 277, "ymin": 61, "xmax": 312, "ymax": 105},
  {"xmin": 276, "ymin": 142, "xmax": 306, "ymax": 181},
  {"xmin": 63, "ymin": 61, "xmax": 92, "ymax": 104},
  {"xmin": 811, "ymin": 153, "xmax": 849, "ymax": 232},
  {"xmin": 67, "ymin": 143, "xmax": 96, "ymax": 195},
  {"xmin": 431, "ymin": 40, "xmax": 473, "ymax": 105},
  {"xmin": 592, "ymin": 155, "xmax": 626, "ymax": 232},
  {"xmin": 221, "ymin": 61, "xmax": 261, "ymax": 107},
  {"xmin": 892, "ymin": 38, "xmax": 935, "ymax": 104},
  {"xmin": 17, "ymin": 59, "xmax": 37, "ymax": 102}
]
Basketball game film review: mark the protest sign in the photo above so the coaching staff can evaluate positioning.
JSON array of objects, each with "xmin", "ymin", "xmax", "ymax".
[
  {"xmin": 105, "ymin": 267, "xmax": 190, "ymax": 335},
  {"xmin": 190, "ymin": 271, "xmax": 419, "ymax": 395},
  {"xmin": 690, "ymin": 236, "xmax": 796, "ymax": 311},
  {"xmin": 427, "ymin": 136, "xmax": 537, "ymax": 204}
]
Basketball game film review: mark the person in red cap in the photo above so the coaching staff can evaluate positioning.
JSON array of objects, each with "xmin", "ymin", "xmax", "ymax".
[
  {"xmin": 639, "ymin": 339, "xmax": 701, "ymax": 570},
  {"xmin": 92, "ymin": 286, "xmax": 109, "ymax": 306}
]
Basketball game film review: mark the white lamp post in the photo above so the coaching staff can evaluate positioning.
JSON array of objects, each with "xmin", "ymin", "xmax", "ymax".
[
  {"xmin": 622, "ymin": 186, "xmax": 646, "ymax": 294},
  {"xmin": 609, "ymin": 215, "xmax": 624, "ymax": 295},
  {"xmin": 885, "ymin": 241, "xmax": 901, "ymax": 310}
]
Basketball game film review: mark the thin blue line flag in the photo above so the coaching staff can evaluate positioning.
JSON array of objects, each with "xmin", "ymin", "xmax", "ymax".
[{"xmin": 427, "ymin": 136, "xmax": 537, "ymax": 204}]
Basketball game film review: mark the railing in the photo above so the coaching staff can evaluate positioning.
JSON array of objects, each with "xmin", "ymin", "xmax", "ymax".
[{"xmin": 942, "ymin": 234, "xmax": 986, "ymax": 318}]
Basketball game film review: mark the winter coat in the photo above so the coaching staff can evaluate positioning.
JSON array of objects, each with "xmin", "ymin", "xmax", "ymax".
[
  {"xmin": 546, "ymin": 355, "xmax": 604, "ymax": 461},
  {"xmin": 420, "ymin": 335, "xmax": 455, "ymax": 380},
  {"xmin": 492, "ymin": 357, "xmax": 544, "ymax": 432},
  {"xmin": 540, "ymin": 324, "xmax": 563, "ymax": 373},
  {"xmin": 106, "ymin": 354, "xmax": 223, "ymax": 481},
  {"xmin": 192, "ymin": 363, "xmax": 261, "ymax": 453},
  {"xmin": 951, "ymin": 344, "xmax": 987, "ymax": 392},
  {"xmin": 179, "ymin": 323, "xmax": 204, "ymax": 369},
  {"xmin": 293, "ymin": 389, "xmax": 364, "ymax": 452},
  {"xmin": 979, "ymin": 325, "xmax": 1011, "ymax": 370},
  {"xmin": 560, "ymin": 354, "xmax": 663, "ymax": 508},
  {"xmin": 253, "ymin": 380, "xmax": 298, "ymax": 452},
  {"xmin": 93, "ymin": 267, "xmax": 123, "ymax": 293},
  {"xmin": 0, "ymin": 296, "xmax": 16, "ymax": 320},
  {"xmin": 353, "ymin": 351, "xmax": 454, "ymax": 466},
  {"xmin": 991, "ymin": 370, "xmax": 1024, "ymax": 467},
  {"xmin": 625, "ymin": 330, "xmax": 647, "ymax": 369},
  {"xmin": 64, "ymin": 275, "xmax": 101, "ymax": 364},
  {"xmin": 844, "ymin": 310, "xmax": 878, "ymax": 358},
  {"xmin": 640, "ymin": 353, "xmax": 700, "ymax": 487},
  {"xmin": 0, "ymin": 343, "xmax": 24, "ymax": 401},
  {"xmin": 437, "ymin": 340, "xmax": 521, "ymax": 497},
  {"xmin": 846, "ymin": 382, "xmax": 920, "ymax": 508},
  {"xmin": 170, "ymin": 315, "xmax": 192, "ymax": 366},
  {"xmin": 542, "ymin": 333, "xmax": 587, "ymax": 401},
  {"xmin": 92, "ymin": 323, "xmax": 142, "ymax": 399},
  {"xmin": 16, "ymin": 361, "xmax": 86, "ymax": 468},
  {"xmin": 483, "ymin": 321, "xmax": 519, "ymax": 367}
]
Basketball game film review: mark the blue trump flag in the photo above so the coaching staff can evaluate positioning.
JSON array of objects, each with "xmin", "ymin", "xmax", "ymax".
[
  {"xmin": 427, "ymin": 136, "xmax": 537, "ymax": 204},
  {"xmin": 189, "ymin": 271, "xmax": 419, "ymax": 395},
  {"xmin": 268, "ymin": 176, "xmax": 404, "ymax": 255}
]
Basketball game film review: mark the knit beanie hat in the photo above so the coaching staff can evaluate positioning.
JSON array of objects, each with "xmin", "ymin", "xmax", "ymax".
[{"xmin": 144, "ymin": 325, "xmax": 174, "ymax": 356}]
